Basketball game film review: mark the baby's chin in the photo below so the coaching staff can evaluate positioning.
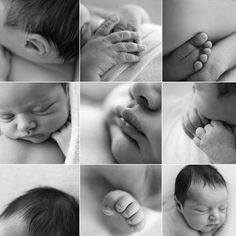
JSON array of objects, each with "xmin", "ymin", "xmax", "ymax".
[{"xmin": 109, "ymin": 124, "xmax": 142, "ymax": 163}]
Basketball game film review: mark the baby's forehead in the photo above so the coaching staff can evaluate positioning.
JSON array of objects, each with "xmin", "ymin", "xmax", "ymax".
[{"xmin": 186, "ymin": 182, "xmax": 228, "ymax": 203}]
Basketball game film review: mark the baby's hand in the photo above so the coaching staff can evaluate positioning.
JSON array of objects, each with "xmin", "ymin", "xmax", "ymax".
[
  {"xmin": 193, "ymin": 121, "xmax": 236, "ymax": 163},
  {"xmin": 182, "ymin": 107, "xmax": 209, "ymax": 139},
  {"xmin": 112, "ymin": 14, "xmax": 139, "ymax": 35},
  {"xmin": 81, "ymin": 16, "xmax": 144, "ymax": 81},
  {"xmin": 103, "ymin": 190, "xmax": 146, "ymax": 233},
  {"xmin": 0, "ymin": 46, "xmax": 11, "ymax": 80}
]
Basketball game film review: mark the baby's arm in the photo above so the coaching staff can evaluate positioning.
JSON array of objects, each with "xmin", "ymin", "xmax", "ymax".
[
  {"xmin": 193, "ymin": 121, "xmax": 236, "ymax": 163},
  {"xmin": 81, "ymin": 16, "xmax": 144, "ymax": 81},
  {"xmin": 188, "ymin": 32, "xmax": 236, "ymax": 81},
  {"xmin": 0, "ymin": 46, "xmax": 11, "ymax": 81}
]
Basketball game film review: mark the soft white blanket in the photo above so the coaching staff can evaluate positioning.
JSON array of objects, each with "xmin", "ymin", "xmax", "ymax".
[
  {"xmin": 101, "ymin": 23, "xmax": 162, "ymax": 82},
  {"xmin": 53, "ymin": 84, "xmax": 79, "ymax": 164}
]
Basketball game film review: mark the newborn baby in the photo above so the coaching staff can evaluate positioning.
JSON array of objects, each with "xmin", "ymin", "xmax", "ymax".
[
  {"xmin": 0, "ymin": 83, "xmax": 70, "ymax": 163},
  {"xmin": 183, "ymin": 83, "xmax": 236, "ymax": 163},
  {"xmin": 164, "ymin": 165, "xmax": 228, "ymax": 236},
  {"xmin": 104, "ymin": 82, "xmax": 161, "ymax": 164},
  {"xmin": 80, "ymin": 3, "xmax": 149, "ymax": 81}
]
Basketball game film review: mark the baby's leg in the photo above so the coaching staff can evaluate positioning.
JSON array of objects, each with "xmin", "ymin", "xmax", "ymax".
[
  {"xmin": 188, "ymin": 32, "xmax": 236, "ymax": 81},
  {"xmin": 193, "ymin": 121, "xmax": 236, "ymax": 163},
  {"xmin": 103, "ymin": 190, "xmax": 146, "ymax": 233},
  {"xmin": 164, "ymin": 32, "xmax": 212, "ymax": 81}
]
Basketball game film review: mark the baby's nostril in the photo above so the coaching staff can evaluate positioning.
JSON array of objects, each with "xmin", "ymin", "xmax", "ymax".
[{"xmin": 138, "ymin": 96, "xmax": 149, "ymax": 108}]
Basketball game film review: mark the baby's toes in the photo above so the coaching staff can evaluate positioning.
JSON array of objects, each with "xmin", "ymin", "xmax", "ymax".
[
  {"xmin": 199, "ymin": 54, "xmax": 208, "ymax": 64},
  {"xmin": 202, "ymin": 48, "xmax": 211, "ymax": 57},
  {"xmin": 122, "ymin": 201, "xmax": 140, "ymax": 219},
  {"xmin": 191, "ymin": 32, "xmax": 208, "ymax": 47},
  {"xmin": 194, "ymin": 61, "xmax": 203, "ymax": 72},
  {"xmin": 195, "ymin": 127, "xmax": 206, "ymax": 139},
  {"xmin": 204, "ymin": 40, "xmax": 213, "ymax": 49}
]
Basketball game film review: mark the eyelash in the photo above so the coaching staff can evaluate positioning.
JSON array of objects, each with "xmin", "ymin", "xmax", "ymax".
[{"xmin": 33, "ymin": 103, "xmax": 55, "ymax": 114}]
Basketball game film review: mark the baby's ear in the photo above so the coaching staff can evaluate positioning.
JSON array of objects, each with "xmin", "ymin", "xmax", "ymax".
[
  {"xmin": 174, "ymin": 196, "xmax": 182, "ymax": 212},
  {"xmin": 24, "ymin": 33, "xmax": 51, "ymax": 57}
]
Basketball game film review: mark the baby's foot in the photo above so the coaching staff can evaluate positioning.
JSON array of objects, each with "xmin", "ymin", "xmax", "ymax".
[
  {"xmin": 164, "ymin": 32, "xmax": 212, "ymax": 81},
  {"xmin": 103, "ymin": 190, "xmax": 146, "ymax": 233},
  {"xmin": 193, "ymin": 121, "xmax": 236, "ymax": 163}
]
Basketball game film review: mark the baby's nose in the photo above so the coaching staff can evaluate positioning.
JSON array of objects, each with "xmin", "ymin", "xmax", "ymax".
[
  {"xmin": 131, "ymin": 83, "xmax": 161, "ymax": 110},
  {"xmin": 209, "ymin": 209, "xmax": 220, "ymax": 221},
  {"xmin": 17, "ymin": 115, "xmax": 36, "ymax": 133}
]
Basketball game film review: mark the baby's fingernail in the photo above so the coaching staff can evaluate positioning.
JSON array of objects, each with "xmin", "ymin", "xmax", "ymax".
[
  {"xmin": 103, "ymin": 207, "xmax": 113, "ymax": 216},
  {"xmin": 111, "ymin": 15, "xmax": 120, "ymax": 22}
]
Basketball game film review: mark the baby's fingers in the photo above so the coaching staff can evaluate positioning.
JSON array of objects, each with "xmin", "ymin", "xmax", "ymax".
[
  {"xmin": 107, "ymin": 31, "xmax": 139, "ymax": 43},
  {"xmin": 95, "ymin": 15, "xmax": 120, "ymax": 36},
  {"xmin": 116, "ymin": 53, "xmax": 140, "ymax": 63},
  {"xmin": 113, "ymin": 42, "xmax": 145, "ymax": 53}
]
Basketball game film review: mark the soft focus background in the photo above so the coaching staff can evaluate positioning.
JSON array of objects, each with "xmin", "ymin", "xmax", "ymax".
[{"xmin": 81, "ymin": 0, "xmax": 162, "ymax": 25}]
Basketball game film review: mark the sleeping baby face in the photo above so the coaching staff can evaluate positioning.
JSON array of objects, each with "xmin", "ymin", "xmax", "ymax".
[
  {"xmin": 180, "ymin": 182, "xmax": 228, "ymax": 233},
  {"xmin": 0, "ymin": 83, "xmax": 69, "ymax": 143},
  {"xmin": 104, "ymin": 83, "xmax": 161, "ymax": 164},
  {"xmin": 193, "ymin": 83, "xmax": 236, "ymax": 125}
]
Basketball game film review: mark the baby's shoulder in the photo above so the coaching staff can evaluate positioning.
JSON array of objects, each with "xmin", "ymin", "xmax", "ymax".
[
  {"xmin": 9, "ymin": 55, "xmax": 74, "ymax": 81},
  {"xmin": 0, "ymin": 136, "xmax": 65, "ymax": 164}
]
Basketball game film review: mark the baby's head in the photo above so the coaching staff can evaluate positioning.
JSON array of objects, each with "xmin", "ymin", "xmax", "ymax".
[
  {"xmin": 0, "ymin": 187, "xmax": 79, "ymax": 236},
  {"xmin": 193, "ymin": 83, "xmax": 236, "ymax": 125},
  {"xmin": 104, "ymin": 83, "xmax": 161, "ymax": 163},
  {"xmin": 175, "ymin": 165, "xmax": 228, "ymax": 233},
  {"xmin": 0, "ymin": 83, "xmax": 69, "ymax": 143},
  {"xmin": 0, "ymin": 0, "xmax": 78, "ymax": 63}
]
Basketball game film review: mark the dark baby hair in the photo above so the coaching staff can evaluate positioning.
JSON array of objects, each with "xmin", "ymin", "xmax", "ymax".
[
  {"xmin": 175, "ymin": 165, "xmax": 227, "ymax": 205},
  {"xmin": 217, "ymin": 83, "xmax": 236, "ymax": 97},
  {"xmin": 0, "ymin": 186, "xmax": 79, "ymax": 236},
  {"xmin": 4, "ymin": 0, "xmax": 79, "ymax": 61}
]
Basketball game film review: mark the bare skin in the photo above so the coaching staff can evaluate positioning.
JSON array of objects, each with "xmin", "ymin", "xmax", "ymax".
[
  {"xmin": 0, "ymin": 135, "xmax": 65, "ymax": 164},
  {"xmin": 164, "ymin": 33, "xmax": 212, "ymax": 81},
  {"xmin": 194, "ymin": 121, "xmax": 236, "ymax": 164}
]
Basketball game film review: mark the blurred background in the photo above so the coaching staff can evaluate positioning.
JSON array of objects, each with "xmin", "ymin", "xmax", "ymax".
[{"xmin": 81, "ymin": 0, "xmax": 162, "ymax": 25}]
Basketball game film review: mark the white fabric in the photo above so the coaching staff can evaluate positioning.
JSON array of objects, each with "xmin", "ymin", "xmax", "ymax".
[
  {"xmin": 101, "ymin": 23, "xmax": 162, "ymax": 82},
  {"xmin": 65, "ymin": 83, "xmax": 79, "ymax": 164}
]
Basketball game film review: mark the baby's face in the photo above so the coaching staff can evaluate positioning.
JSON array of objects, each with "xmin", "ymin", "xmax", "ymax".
[
  {"xmin": 80, "ymin": 4, "xmax": 92, "ymax": 46},
  {"xmin": 193, "ymin": 83, "xmax": 236, "ymax": 125},
  {"xmin": 104, "ymin": 83, "xmax": 161, "ymax": 163},
  {"xmin": 0, "ymin": 83, "xmax": 69, "ymax": 143},
  {"xmin": 0, "ymin": 216, "xmax": 28, "ymax": 236},
  {"xmin": 180, "ymin": 182, "xmax": 228, "ymax": 233}
]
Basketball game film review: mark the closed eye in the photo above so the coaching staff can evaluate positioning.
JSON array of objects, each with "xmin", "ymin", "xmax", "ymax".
[
  {"xmin": 0, "ymin": 114, "xmax": 15, "ymax": 121},
  {"xmin": 32, "ymin": 103, "xmax": 55, "ymax": 114}
]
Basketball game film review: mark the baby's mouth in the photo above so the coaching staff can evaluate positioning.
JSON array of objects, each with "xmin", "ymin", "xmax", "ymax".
[{"xmin": 119, "ymin": 109, "xmax": 144, "ymax": 135}]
